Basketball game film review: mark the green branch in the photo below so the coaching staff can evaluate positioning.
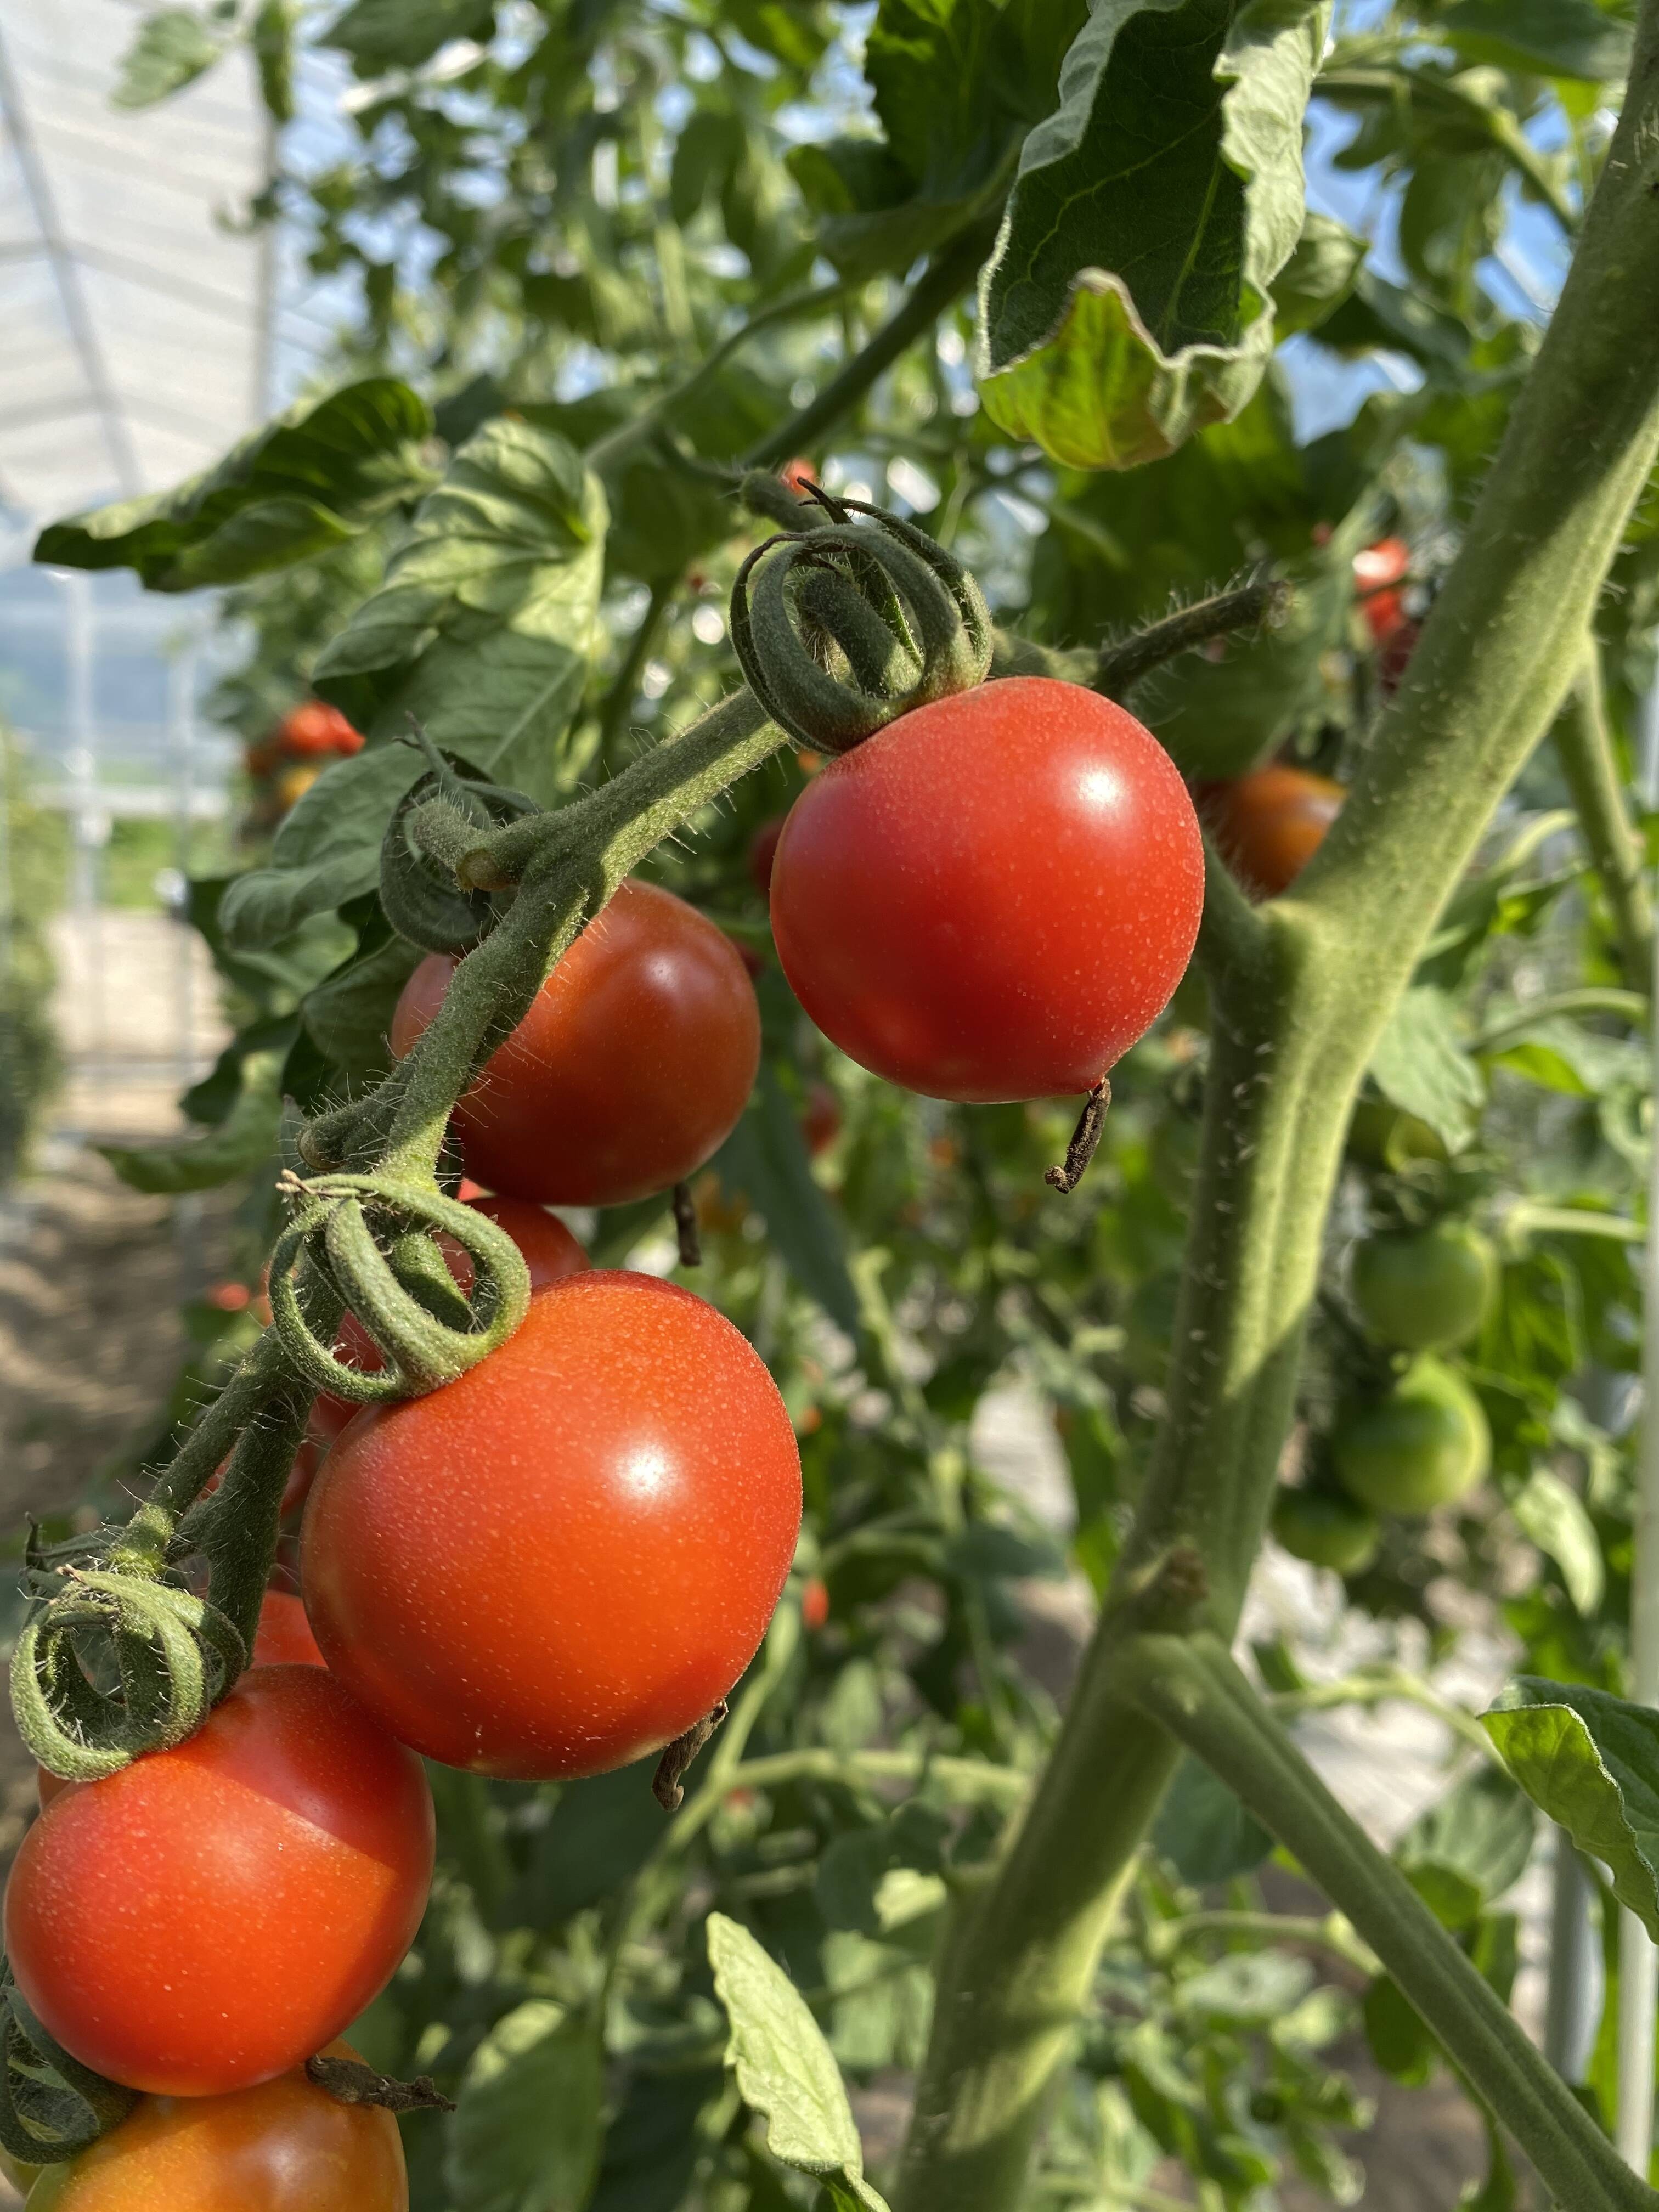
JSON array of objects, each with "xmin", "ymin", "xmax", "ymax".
[
  {"xmin": 1126, "ymin": 1634, "xmax": 1657, "ymax": 2212},
  {"xmin": 1551, "ymin": 650, "xmax": 1655, "ymax": 994}
]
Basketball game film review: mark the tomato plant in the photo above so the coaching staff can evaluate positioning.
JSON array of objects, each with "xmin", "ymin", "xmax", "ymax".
[
  {"xmin": 5, "ymin": 1671, "xmax": 433, "ymax": 2096},
  {"xmin": 9, "ymin": 5, "xmax": 1659, "ymax": 2211},
  {"xmin": 21, "ymin": 2044, "xmax": 404, "ymax": 2211},
  {"xmin": 391, "ymin": 880, "xmax": 760, "ymax": 1205},
  {"xmin": 769, "ymin": 679, "xmax": 1203, "ymax": 1102},
  {"xmin": 301, "ymin": 1273, "xmax": 802, "ymax": 1778}
]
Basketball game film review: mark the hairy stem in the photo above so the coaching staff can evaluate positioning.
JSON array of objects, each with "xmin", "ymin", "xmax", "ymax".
[
  {"xmin": 1553, "ymin": 649, "xmax": 1654, "ymax": 993},
  {"xmin": 896, "ymin": 14, "xmax": 1659, "ymax": 2205},
  {"xmin": 1094, "ymin": 575, "xmax": 1289, "ymax": 701},
  {"xmin": 1126, "ymin": 1635, "xmax": 1656, "ymax": 2212}
]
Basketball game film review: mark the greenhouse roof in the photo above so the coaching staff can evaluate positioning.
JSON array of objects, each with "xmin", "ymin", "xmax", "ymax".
[{"xmin": 0, "ymin": 0, "xmax": 270, "ymax": 534}]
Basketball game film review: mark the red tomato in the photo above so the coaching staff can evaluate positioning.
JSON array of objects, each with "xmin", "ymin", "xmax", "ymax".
[
  {"xmin": 203, "ymin": 1280, "xmax": 252, "ymax": 1314},
  {"xmin": 391, "ymin": 879, "xmax": 760, "ymax": 1205},
  {"xmin": 301, "ymin": 1272, "xmax": 802, "ymax": 1780},
  {"xmin": 1200, "ymin": 765, "xmax": 1345, "ymax": 900},
  {"xmin": 251, "ymin": 1591, "xmax": 325, "ymax": 1669},
  {"xmin": 6, "ymin": 1669, "xmax": 433, "ymax": 2097},
  {"xmin": 309, "ymin": 1194, "xmax": 589, "ymax": 1444},
  {"xmin": 801, "ymin": 1576, "xmax": 830, "ymax": 1632},
  {"xmin": 780, "ymin": 458, "xmax": 817, "ymax": 495},
  {"xmin": 748, "ymin": 817, "xmax": 784, "ymax": 895},
  {"xmin": 22, "ymin": 2041, "xmax": 405, "ymax": 2211},
  {"xmin": 768, "ymin": 678, "xmax": 1203, "ymax": 1102},
  {"xmin": 1353, "ymin": 536, "xmax": 1411, "ymax": 646},
  {"xmin": 279, "ymin": 702, "xmax": 363, "ymax": 759},
  {"xmin": 801, "ymin": 1081, "xmax": 840, "ymax": 1158}
]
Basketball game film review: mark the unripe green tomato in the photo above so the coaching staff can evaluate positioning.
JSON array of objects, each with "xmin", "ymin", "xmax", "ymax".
[
  {"xmin": 1350, "ymin": 1222, "xmax": 1496, "ymax": 1351},
  {"xmin": 1270, "ymin": 1489, "xmax": 1381, "ymax": 1575},
  {"xmin": 1345, "ymin": 1099, "xmax": 1447, "ymax": 1170},
  {"xmin": 1333, "ymin": 1358, "xmax": 1491, "ymax": 1516}
]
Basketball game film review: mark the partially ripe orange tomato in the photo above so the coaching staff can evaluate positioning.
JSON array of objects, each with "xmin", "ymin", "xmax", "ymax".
[
  {"xmin": 21, "ymin": 2041, "xmax": 405, "ymax": 2211},
  {"xmin": 278, "ymin": 702, "xmax": 363, "ymax": 759},
  {"xmin": 781, "ymin": 458, "xmax": 817, "ymax": 495},
  {"xmin": 1199, "ymin": 765, "xmax": 1345, "ymax": 900}
]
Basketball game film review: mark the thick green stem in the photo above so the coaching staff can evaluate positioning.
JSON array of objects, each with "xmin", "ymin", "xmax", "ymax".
[
  {"xmin": 1126, "ymin": 1635, "xmax": 1657, "ymax": 2212},
  {"xmin": 896, "ymin": 16, "xmax": 1659, "ymax": 2207},
  {"xmin": 743, "ymin": 225, "xmax": 994, "ymax": 471},
  {"xmin": 1553, "ymin": 650, "xmax": 1655, "ymax": 993}
]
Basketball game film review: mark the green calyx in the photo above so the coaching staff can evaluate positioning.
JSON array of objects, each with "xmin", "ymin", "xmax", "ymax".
[
  {"xmin": 380, "ymin": 733, "xmax": 539, "ymax": 956},
  {"xmin": 12, "ymin": 1568, "xmax": 245, "ymax": 1784},
  {"xmin": 730, "ymin": 492, "xmax": 992, "ymax": 754},
  {"xmin": 269, "ymin": 1170, "xmax": 532, "ymax": 1403},
  {"xmin": 0, "ymin": 1968, "xmax": 139, "ymax": 2166}
]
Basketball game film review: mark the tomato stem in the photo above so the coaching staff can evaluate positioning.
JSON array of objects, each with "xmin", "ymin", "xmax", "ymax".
[{"xmin": 671, "ymin": 1180, "xmax": 702, "ymax": 1268}]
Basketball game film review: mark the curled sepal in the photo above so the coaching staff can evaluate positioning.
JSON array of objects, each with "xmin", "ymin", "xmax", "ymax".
[
  {"xmin": 0, "ymin": 1968, "xmax": 139, "ymax": 2164},
  {"xmin": 269, "ymin": 1172, "xmax": 532, "ymax": 1403},
  {"xmin": 12, "ymin": 1573, "xmax": 245, "ymax": 1784},
  {"xmin": 729, "ymin": 494, "xmax": 992, "ymax": 755},
  {"xmin": 380, "ymin": 740, "xmax": 538, "ymax": 955}
]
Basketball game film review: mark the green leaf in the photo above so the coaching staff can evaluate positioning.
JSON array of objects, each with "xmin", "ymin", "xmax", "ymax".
[
  {"xmin": 325, "ymin": 0, "xmax": 495, "ymax": 73},
  {"xmin": 34, "ymin": 380, "xmax": 433, "ymax": 593},
  {"xmin": 1272, "ymin": 211, "xmax": 1365, "ymax": 336},
  {"xmin": 1177, "ymin": 1950, "xmax": 1314, "ymax": 2023},
  {"xmin": 112, "ymin": 8, "xmax": 226, "ymax": 107},
  {"xmin": 1363, "ymin": 1973, "xmax": 1437, "ymax": 2085},
  {"xmin": 1152, "ymin": 1756, "xmax": 1273, "ymax": 1883},
  {"xmin": 98, "ymin": 1052, "xmax": 283, "ymax": 1195},
  {"xmin": 979, "ymin": 0, "xmax": 1330, "ymax": 470},
  {"xmin": 302, "ymin": 917, "xmax": 422, "ymax": 1081},
  {"xmin": 1511, "ymin": 1468, "xmax": 1604, "ymax": 1615},
  {"xmin": 1438, "ymin": 0, "xmax": 1633, "ymax": 83},
  {"xmin": 1368, "ymin": 988, "xmax": 1485, "ymax": 1153},
  {"xmin": 1482, "ymin": 1679, "xmax": 1659, "ymax": 1940},
  {"xmin": 707, "ymin": 1914, "xmax": 889, "ymax": 2211},
  {"xmin": 447, "ymin": 2001, "xmax": 604, "ymax": 2212},
  {"xmin": 712, "ymin": 1060, "xmax": 862, "ymax": 1342},
  {"xmin": 219, "ymin": 422, "xmax": 605, "ymax": 950},
  {"xmin": 1396, "ymin": 1766, "xmax": 1536, "ymax": 1924}
]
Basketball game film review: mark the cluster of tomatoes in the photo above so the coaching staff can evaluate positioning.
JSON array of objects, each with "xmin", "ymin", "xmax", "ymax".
[
  {"xmin": 7, "ymin": 672, "xmax": 1215, "ymax": 2204},
  {"xmin": 1273, "ymin": 1220, "xmax": 1496, "ymax": 1576},
  {"xmin": 242, "ymin": 701, "xmax": 364, "ymax": 834}
]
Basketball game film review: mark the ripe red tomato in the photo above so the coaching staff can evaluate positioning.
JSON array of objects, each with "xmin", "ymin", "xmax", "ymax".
[
  {"xmin": 251, "ymin": 1590, "xmax": 325, "ymax": 1669},
  {"xmin": 800, "ymin": 1080, "xmax": 840, "ymax": 1157},
  {"xmin": 1353, "ymin": 536, "xmax": 1411, "ymax": 645},
  {"xmin": 391, "ymin": 880, "xmax": 760, "ymax": 1205},
  {"xmin": 309, "ymin": 1193, "xmax": 589, "ymax": 1444},
  {"xmin": 301, "ymin": 1272, "xmax": 802, "ymax": 1779},
  {"xmin": 1200, "ymin": 765, "xmax": 1345, "ymax": 899},
  {"xmin": 278, "ymin": 702, "xmax": 363, "ymax": 759},
  {"xmin": 768, "ymin": 678, "xmax": 1203, "ymax": 1102},
  {"xmin": 800, "ymin": 1576, "xmax": 831, "ymax": 1631},
  {"xmin": 21, "ymin": 2041, "xmax": 405, "ymax": 2211},
  {"xmin": 780, "ymin": 458, "xmax": 817, "ymax": 495},
  {"xmin": 6, "ymin": 1668, "xmax": 433, "ymax": 2096}
]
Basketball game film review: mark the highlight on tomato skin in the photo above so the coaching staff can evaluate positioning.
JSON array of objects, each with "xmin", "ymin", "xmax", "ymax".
[
  {"xmin": 1197, "ymin": 764, "xmax": 1346, "ymax": 901},
  {"xmin": 20, "ymin": 2041, "xmax": 406, "ymax": 2212},
  {"xmin": 767, "ymin": 677, "xmax": 1205, "ymax": 1105},
  {"xmin": 300, "ymin": 1270, "xmax": 803, "ymax": 1782},
  {"xmin": 5, "ymin": 1668, "xmax": 434, "ymax": 2099},
  {"xmin": 391, "ymin": 878, "xmax": 761, "ymax": 1207}
]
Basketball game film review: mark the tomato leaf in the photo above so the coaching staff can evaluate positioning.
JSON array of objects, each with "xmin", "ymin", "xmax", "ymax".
[
  {"xmin": 1151, "ymin": 1756, "xmax": 1273, "ymax": 1884},
  {"xmin": 1367, "ymin": 987, "xmax": 1485, "ymax": 1153},
  {"xmin": 1437, "ymin": 0, "xmax": 1633, "ymax": 84},
  {"xmin": 33, "ymin": 380, "xmax": 435, "ymax": 592},
  {"xmin": 707, "ymin": 1913, "xmax": 890, "ymax": 2211},
  {"xmin": 978, "ymin": 0, "xmax": 1329, "ymax": 469},
  {"xmin": 301, "ymin": 912, "xmax": 423, "ymax": 1082},
  {"xmin": 1395, "ymin": 1767, "xmax": 1535, "ymax": 1926},
  {"xmin": 219, "ymin": 421, "xmax": 606, "ymax": 950},
  {"xmin": 1482, "ymin": 1679, "xmax": 1659, "ymax": 1940},
  {"xmin": 1271, "ymin": 211, "xmax": 1366, "ymax": 338},
  {"xmin": 324, "ymin": 0, "xmax": 495, "ymax": 74},
  {"xmin": 99, "ymin": 1052, "xmax": 283, "ymax": 1195},
  {"xmin": 112, "ymin": 8, "xmax": 227, "ymax": 108},
  {"xmin": 1510, "ymin": 1468, "xmax": 1604, "ymax": 1616},
  {"xmin": 447, "ymin": 2000, "xmax": 605, "ymax": 2212}
]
